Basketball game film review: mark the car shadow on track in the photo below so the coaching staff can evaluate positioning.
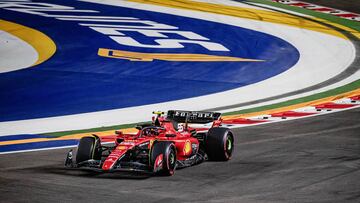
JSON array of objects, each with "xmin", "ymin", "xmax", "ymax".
[
  {"xmin": 14, "ymin": 164, "xmax": 153, "ymax": 180},
  {"xmin": 56, "ymin": 168, "xmax": 153, "ymax": 179}
]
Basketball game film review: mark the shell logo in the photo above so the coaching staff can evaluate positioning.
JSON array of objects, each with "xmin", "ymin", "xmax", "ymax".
[
  {"xmin": 117, "ymin": 145, "xmax": 126, "ymax": 150},
  {"xmin": 183, "ymin": 140, "xmax": 192, "ymax": 155}
]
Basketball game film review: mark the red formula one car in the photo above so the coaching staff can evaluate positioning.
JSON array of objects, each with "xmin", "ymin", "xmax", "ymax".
[{"xmin": 65, "ymin": 110, "xmax": 234, "ymax": 176}]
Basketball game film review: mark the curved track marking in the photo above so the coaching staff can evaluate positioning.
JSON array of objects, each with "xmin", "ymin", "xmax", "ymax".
[
  {"xmin": 0, "ymin": 30, "xmax": 37, "ymax": 72},
  {"xmin": 98, "ymin": 48, "xmax": 264, "ymax": 61},
  {"xmin": 0, "ymin": 20, "xmax": 56, "ymax": 68},
  {"xmin": 223, "ymin": 88, "xmax": 360, "ymax": 119},
  {"xmin": 125, "ymin": 0, "xmax": 348, "ymax": 39}
]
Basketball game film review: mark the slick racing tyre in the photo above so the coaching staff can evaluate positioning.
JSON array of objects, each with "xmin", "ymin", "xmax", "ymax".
[
  {"xmin": 150, "ymin": 141, "xmax": 177, "ymax": 176},
  {"xmin": 76, "ymin": 136, "xmax": 101, "ymax": 164},
  {"xmin": 205, "ymin": 127, "xmax": 234, "ymax": 161}
]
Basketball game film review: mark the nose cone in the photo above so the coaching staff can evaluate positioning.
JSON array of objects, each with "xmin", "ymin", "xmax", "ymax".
[
  {"xmin": 102, "ymin": 157, "xmax": 118, "ymax": 171},
  {"xmin": 102, "ymin": 148, "xmax": 127, "ymax": 171}
]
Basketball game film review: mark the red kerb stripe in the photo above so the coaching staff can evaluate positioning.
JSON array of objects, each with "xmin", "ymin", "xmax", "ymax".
[
  {"xmin": 223, "ymin": 118, "xmax": 267, "ymax": 124},
  {"xmin": 311, "ymin": 8, "xmax": 334, "ymax": 12},
  {"xmin": 271, "ymin": 111, "xmax": 316, "ymax": 117},
  {"xmin": 335, "ymin": 13, "xmax": 359, "ymax": 18},
  {"xmin": 314, "ymin": 102, "xmax": 357, "ymax": 109}
]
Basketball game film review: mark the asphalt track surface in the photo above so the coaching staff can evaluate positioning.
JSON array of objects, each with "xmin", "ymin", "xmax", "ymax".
[
  {"xmin": 0, "ymin": 108, "xmax": 359, "ymax": 203},
  {"xmin": 303, "ymin": 0, "xmax": 359, "ymax": 14}
]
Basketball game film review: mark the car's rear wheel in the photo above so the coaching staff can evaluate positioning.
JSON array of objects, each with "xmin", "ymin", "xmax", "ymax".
[
  {"xmin": 76, "ymin": 136, "xmax": 101, "ymax": 164},
  {"xmin": 150, "ymin": 141, "xmax": 177, "ymax": 176},
  {"xmin": 205, "ymin": 127, "xmax": 234, "ymax": 161}
]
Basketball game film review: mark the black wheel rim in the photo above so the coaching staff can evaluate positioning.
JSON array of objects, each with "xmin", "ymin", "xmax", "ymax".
[{"xmin": 169, "ymin": 148, "xmax": 176, "ymax": 169}]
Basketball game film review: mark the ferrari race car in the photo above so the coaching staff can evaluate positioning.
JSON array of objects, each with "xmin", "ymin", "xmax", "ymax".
[{"xmin": 65, "ymin": 110, "xmax": 234, "ymax": 176}]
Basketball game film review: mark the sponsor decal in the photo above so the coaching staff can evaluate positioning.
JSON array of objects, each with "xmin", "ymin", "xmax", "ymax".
[
  {"xmin": 183, "ymin": 140, "xmax": 192, "ymax": 155},
  {"xmin": 138, "ymin": 141, "xmax": 150, "ymax": 148},
  {"xmin": 0, "ymin": 0, "xmax": 263, "ymax": 62},
  {"xmin": 154, "ymin": 154, "xmax": 163, "ymax": 172},
  {"xmin": 177, "ymin": 123, "xmax": 184, "ymax": 132},
  {"xmin": 117, "ymin": 145, "xmax": 127, "ymax": 150},
  {"xmin": 175, "ymin": 111, "xmax": 214, "ymax": 118},
  {"xmin": 120, "ymin": 141, "xmax": 135, "ymax": 145}
]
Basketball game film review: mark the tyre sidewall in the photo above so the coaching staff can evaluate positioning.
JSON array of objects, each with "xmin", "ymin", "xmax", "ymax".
[
  {"xmin": 76, "ymin": 136, "xmax": 101, "ymax": 164},
  {"xmin": 205, "ymin": 127, "xmax": 234, "ymax": 161},
  {"xmin": 150, "ymin": 141, "xmax": 176, "ymax": 175}
]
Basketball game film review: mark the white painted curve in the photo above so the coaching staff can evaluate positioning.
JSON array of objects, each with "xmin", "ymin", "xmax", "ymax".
[{"xmin": 0, "ymin": 30, "xmax": 38, "ymax": 73}]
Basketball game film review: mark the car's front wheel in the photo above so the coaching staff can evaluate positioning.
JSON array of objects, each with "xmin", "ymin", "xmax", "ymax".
[
  {"xmin": 76, "ymin": 136, "xmax": 101, "ymax": 164},
  {"xmin": 150, "ymin": 141, "xmax": 177, "ymax": 176}
]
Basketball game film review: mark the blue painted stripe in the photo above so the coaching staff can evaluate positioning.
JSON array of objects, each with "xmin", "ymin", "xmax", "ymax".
[
  {"xmin": 0, "ymin": 140, "xmax": 79, "ymax": 153},
  {"xmin": 0, "ymin": 0, "xmax": 299, "ymax": 122},
  {"xmin": 0, "ymin": 134, "xmax": 52, "ymax": 142}
]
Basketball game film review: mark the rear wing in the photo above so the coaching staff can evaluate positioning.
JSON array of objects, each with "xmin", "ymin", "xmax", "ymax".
[{"xmin": 167, "ymin": 110, "xmax": 221, "ymax": 124}]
